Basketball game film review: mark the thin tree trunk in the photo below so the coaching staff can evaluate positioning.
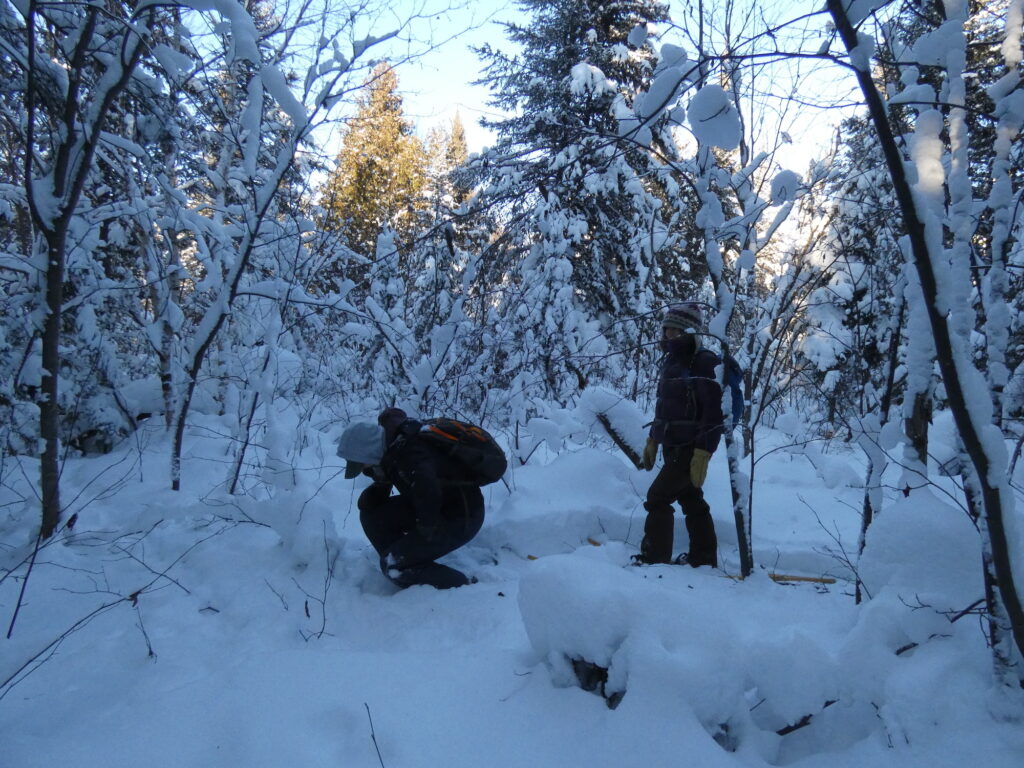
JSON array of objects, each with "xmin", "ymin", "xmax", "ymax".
[
  {"xmin": 169, "ymin": 79, "xmax": 316, "ymax": 490},
  {"xmin": 229, "ymin": 344, "xmax": 275, "ymax": 495},
  {"xmin": 904, "ymin": 389, "xmax": 932, "ymax": 476},
  {"xmin": 962, "ymin": 464, "xmax": 1018, "ymax": 685},
  {"xmin": 38, "ymin": 235, "xmax": 65, "ymax": 539},
  {"xmin": 720, "ymin": 342, "xmax": 752, "ymax": 577},
  {"xmin": 25, "ymin": 4, "xmax": 152, "ymax": 537}
]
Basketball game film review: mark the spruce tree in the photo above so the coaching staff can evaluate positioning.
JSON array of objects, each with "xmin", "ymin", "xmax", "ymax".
[
  {"xmin": 423, "ymin": 112, "xmax": 473, "ymax": 213},
  {"xmin": 473, "ymin": 0, "xmax": 673, "ymax": 399},
  {"xmin": 823, "ymin": 114, "xmax": 907, "ymax": 423},
  {"xmin": 320, "ymin": 64, "xmax": 427, "ymax": 259},
  {"xmin": 444, "ymin": 111, "xmax": 471, "ymax": 205}
]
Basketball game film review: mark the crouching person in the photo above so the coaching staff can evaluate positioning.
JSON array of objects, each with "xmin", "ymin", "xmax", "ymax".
[{"xmin": 337, "ymin": 408, "xmax": 489, "ymax": 589}]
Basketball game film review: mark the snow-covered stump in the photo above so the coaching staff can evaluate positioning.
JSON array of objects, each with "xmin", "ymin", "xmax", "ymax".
[
  {"xmin": 517, "ymin": 556, "xmax": 781, "ymax": 759},
  {"xmin": 517, "ymin": 522, "xmax": 1001, "ymax": 763}
]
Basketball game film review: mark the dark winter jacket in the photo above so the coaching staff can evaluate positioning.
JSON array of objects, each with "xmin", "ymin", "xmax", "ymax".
[
  {"xmin": 650, "ymin": 347, "xmax": 724, "ymax": 454},
  {"xmin": 363, "ymin": 419, "xmax": 479, "ymax": 532}
]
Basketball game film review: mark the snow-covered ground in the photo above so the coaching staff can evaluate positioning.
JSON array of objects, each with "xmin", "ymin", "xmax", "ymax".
[{"xmin": 2, "ymin": 415, "xmax": 1022, "ymax": 767}]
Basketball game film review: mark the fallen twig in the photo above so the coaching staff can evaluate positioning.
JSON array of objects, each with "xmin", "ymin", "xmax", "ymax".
[
  {"xmin": 364, "ymin": 702, "xmax": 386, "ymax": 768},
  {"xmin": 777, "ymin": 699, "xmax": 837, "ymax": 736}
]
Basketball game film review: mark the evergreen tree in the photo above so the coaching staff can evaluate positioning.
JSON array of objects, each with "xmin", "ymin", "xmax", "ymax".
[
  {"xmin": 442, "ymin": 111, "xmax": 472, "ymax": 207},
  {"xmin": 473, "ymin": 0, "xmax": 673, "ymax": 401},
  {"xmin": 822, "ymin": 115, "xmax": 907, "ymax": 426},
  {"xmin": 422, "ymin": 112, "xmax": 474, "ymax": 224},
  {"xmin": 320, "ymin": 64, "xmax": 427, "ymax": 259}
]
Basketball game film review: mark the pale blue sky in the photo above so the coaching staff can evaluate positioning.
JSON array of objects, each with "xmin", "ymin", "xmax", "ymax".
[{"xmin": 389, "ymin": 3, "xmax": 513, "ymax": 153}]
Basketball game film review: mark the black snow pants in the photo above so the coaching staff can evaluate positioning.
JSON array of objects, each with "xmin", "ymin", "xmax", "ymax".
[
  {"xmin": 358, "ymin": 484, "xmax": 485, "ymax": 589},
  {"xmin": 641, "ymin": 444, "xmax": 718, "ymax": 566}
]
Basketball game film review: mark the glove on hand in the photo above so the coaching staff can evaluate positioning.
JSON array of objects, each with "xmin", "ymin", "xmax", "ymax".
[
  {"xmin": 689, "ymin": 448, "xmax": 712, "ymax": 488},
  {"xmin": 642, "ymin": 438, "xmax": 658, "ymax": 471}
]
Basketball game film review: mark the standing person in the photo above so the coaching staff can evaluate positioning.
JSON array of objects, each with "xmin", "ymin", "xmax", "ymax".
[
  {"xmin": 634, "ymin": 302, "xmax": 724, "ymax": 567},
  {"xmin": 337, "ymin": 408, "xmax": 486, "ymax": 589}
]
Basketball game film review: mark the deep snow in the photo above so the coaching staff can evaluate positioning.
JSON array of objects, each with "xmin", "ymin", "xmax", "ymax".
[{"xmin": 2, "ymin": 413, "xmax": 1022, "ymax": 767}]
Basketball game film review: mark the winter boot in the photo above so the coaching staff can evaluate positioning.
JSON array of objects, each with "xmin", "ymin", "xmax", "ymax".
[{"xmin": 673, "ymin": 552, "xmax": 717, "ymax": 568}]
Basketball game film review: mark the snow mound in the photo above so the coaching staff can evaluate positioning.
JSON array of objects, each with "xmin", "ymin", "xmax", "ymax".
[
  {"xmin": 517, "ymin": 554, "xmax": 859, "ymax": 761},
  {"xmin": 860, "ymin": 490, "xmax": 982, "ymax": 607}
]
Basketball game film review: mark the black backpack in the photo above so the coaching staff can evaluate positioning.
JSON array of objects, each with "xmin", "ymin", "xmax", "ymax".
[{"xmin": 415, "ymin": 418, "xmax": 508, "ymax": 486}]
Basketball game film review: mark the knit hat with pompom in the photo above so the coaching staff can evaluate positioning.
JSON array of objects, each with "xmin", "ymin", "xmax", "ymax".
[{"xmin": 662, "ymin": 302, "xmax": 703, "ymax": 332}]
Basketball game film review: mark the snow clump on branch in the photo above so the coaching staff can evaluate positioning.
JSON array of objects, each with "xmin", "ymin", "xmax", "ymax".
[
  {"xmin": 687, "ymin": 84, "xmax": 741, "ymax": 150},
  {"xmin": 569, "ymin": 62, "xmax": 615, "ymax": 97}
]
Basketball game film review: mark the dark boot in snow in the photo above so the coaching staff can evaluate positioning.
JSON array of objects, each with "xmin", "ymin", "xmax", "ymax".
[
  {"xmin": 673, "ymin": 552, "xmax": 717, "ymax": 568},
  {"xmin": 630, "ymin": 552, "xmax": 671, "ymax": 566},
  {"xmin": 629, "ymin": 534, "xmax": 671, "ymax": 566},
  {"xmin": 385, "ymin": 562, "xmax": 473, "ymax": 589}
]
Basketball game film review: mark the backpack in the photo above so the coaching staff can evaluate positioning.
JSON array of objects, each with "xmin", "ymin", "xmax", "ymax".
[
  {"xmin": 416, "ymin": 418, "xmax": 508, "ymax": 486},
  {"xmin": 723, "ymin": 354, "xmax": 746, "ymax": 428}
]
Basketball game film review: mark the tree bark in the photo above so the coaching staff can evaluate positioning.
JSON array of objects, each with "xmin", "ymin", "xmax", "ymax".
[
  {"xmin": 904, "ymin": 390, "xmax": 932, "ymax": 474},
  {"xmin": 38, "ymin": 235, "xmax": 65, "ymax": 539}
]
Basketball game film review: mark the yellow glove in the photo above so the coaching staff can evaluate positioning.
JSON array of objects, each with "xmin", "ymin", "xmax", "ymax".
[
  {"xmin": 690, "ymin": 448, "xmax": 712, "ymax": 488},
  {"xmin": 642, "ymin": 438, "xmax": 658, "ymax": 471}
]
